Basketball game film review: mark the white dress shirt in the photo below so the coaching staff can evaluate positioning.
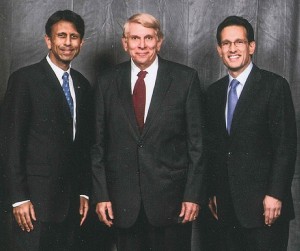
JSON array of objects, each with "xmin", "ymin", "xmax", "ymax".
[
  {"xmin": 131, "ymin": 56, "xmax": 158, "ymax": 122},
  {"xmin": 225, "ymin": 62, "xmax": 253, "ymax": 127}
]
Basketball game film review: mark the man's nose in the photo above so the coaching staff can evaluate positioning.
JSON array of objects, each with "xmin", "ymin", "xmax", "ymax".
[
  {"xmin": 64, "ymin": 36, "xmax": 71, "ymax": 45},
  {"xmin": 139, "ymin": 39, "xmax": 145, "ymax": 48}
]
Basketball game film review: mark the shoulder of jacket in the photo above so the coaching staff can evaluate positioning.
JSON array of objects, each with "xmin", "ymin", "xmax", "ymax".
[
  {"xmin": 160, "ymin": 57, "xmax": 197, "ymax": 74},
  {"xmin": 207, "ymin": 75, "xmax": 228, "ymax": 91}
]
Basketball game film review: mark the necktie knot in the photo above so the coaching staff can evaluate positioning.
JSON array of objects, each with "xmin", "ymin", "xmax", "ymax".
[
  {"xmin": 230, "ymin": 79, "xmax": 239, "ymax": 89},
  {"xmin": 137, "ymin": 71, "xmax": 147, "ymax": 79},
  {"xmin": 62, "ymin": 72, "xmax": 69, "ymax": 81}
]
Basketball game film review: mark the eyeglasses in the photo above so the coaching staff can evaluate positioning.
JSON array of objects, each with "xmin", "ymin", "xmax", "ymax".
[{"xmin": 220, "ymin": 39, "xmax": 249, "ymax": 50}]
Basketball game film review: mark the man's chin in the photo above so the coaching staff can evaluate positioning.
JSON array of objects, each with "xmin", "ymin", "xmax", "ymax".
[
  {"xmin": 227, "ymin": 65, "xmax": 243, "ymax": 72},
  {"xmin": 60, "ymin": 53, "xmax": 77, "ymax": 63},
  {"xmin": 60, "ymin": 57, "xmax": 73, "ymax": 65}
]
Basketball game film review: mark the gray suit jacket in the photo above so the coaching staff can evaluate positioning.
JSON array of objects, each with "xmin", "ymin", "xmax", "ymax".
[{"xmin": 91, "ymin": 57, "xmax": 206, "ymax": 228}]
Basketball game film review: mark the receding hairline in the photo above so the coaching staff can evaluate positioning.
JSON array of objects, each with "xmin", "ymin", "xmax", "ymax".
[{"xmin": 122, "ymin": 13, "xmax": 164, "ymax": 40}]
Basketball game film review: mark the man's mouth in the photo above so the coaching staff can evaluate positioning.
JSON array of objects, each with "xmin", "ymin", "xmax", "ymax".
[{"xmin": 228, "ymin": 55, "xmax": 240, "ymax": 59}]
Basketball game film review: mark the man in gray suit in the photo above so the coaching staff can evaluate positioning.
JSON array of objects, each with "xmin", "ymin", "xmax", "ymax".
[{"xmin": 91, "ymin": 13, "xmax": 206, "ymax": 251}]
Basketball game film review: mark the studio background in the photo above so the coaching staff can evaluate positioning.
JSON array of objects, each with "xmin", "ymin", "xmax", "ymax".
[{"xmin": 0, "ymin": 0, "xmax": 299, "ymax": 250}]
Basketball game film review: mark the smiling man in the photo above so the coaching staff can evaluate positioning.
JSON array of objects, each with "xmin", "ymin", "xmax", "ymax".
[
  {"xmin": 0, "ymin": 10, "xmax": 91, "ymax": 251},
  {"xmin": 206, "ymin": 16, "xmax": 297, "ymax": 250},
  {"xmin": 91, "ymin": 13, "xmax": 206, "ymax": 251}
]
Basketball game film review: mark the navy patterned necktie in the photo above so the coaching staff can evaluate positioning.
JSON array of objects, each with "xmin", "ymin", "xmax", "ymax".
[
  {"xmin": 132, "ymin": 71, "xmax": 148, "ymax": 132},
  {"xmin": 62, "ymin": 72, "xmax": 74, "ymax": 118},
  {"xmin": 227, "ymin": 79, "xmax": 240, "ymax": 134}
]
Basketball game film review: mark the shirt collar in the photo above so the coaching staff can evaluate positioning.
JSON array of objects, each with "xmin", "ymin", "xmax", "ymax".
[
  {"xmin": 131, "ymin": 56, "xmax": 158, "ymax": 78},
  {"xmin": 228, "ymin": 61, "xmax": 253, "ymax": 86},
  {"xmin": 46, "ymin": 55, "xmax": 71, "ymax": 82}
]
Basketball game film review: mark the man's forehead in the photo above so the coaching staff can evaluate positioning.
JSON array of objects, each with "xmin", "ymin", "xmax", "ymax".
[{"xmin": 127, "ymin": 23, "xmax": 155, "ymax": 31}]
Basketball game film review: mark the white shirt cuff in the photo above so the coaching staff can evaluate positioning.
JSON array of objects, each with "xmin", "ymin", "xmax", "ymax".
[
  {"xmin": 80, "ymin": 195, "xmax": 89, "ymax": 200},
  {"xmin": 12, "ymin": 200, "xmax": 30, "ymax": 207}
]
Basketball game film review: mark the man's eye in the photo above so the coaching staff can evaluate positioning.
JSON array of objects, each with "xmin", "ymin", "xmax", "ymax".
[
  {"xmin": 222, "ymin": 42, "xmax": 229, "ymax": 46},
  {"xmin": 71, "ymin": 35, "xmax": 79, "ymax": 39},
  {"xmin": 145, "ymin": 36, "xmax": 153, "ymax": 40},
  {"xmin": 58, "ymin": 34, "xmax": 66, "ymax": 38}
]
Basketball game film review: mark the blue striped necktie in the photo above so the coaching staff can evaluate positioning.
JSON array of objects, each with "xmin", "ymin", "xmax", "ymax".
[
  {"xmin": 227, "ymin": 79, "xmax": 239, "ymax": 134},
  {"xmin": 62, "ymin": 72, "xmax": 74, "ymax": 118}
]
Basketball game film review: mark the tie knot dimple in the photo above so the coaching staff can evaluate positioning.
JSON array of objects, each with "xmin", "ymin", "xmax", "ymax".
[
  {"xmin": 62, "ymin": 72, "xmax": 69, "ymax": 80},
  {"xmin": 137, "ymin": 71, "xmax": 147, "ymax": 79},
  {"xmin": 230, "ymin": 79, "xmax": 239, "ymax": 89}
]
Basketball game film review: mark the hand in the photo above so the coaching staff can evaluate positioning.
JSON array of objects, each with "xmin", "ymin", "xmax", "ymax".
[
  {"xmin": 79, "ymin": 196, "xmax": 89, "ymax": 226},
  {"xmin": 13, "ymin": 201, "xmax": 36, "ymax": 232},
  {"xmin": 179, "ymin": 202, "xmax": 200, "ymax": 223},
  {"xmin": 95, "ymin": 201, "xmax": 114, "ymax": 227},
  {"xmin": 263, "ymin": 195, "xmax": 282, "ymax": 226},
  {"xmin": 208, "ymin": 196, "xmax": 218, "ymax": 220}
]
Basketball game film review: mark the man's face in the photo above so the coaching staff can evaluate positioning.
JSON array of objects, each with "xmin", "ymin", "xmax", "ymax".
[
  {"xmin": 45, "ymin": 20, "xmax": 83, "ymax": 70},
  {"xmin": 122, "ymin": 23, "xmax": 163, "ymax": 70},
  {"xmin": 217, "ymin": 25, "xmax": 255, "ymax": 78}
]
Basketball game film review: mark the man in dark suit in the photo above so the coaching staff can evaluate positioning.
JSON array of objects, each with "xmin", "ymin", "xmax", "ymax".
[
  {"xmin": 206, "ymin": 16, "xmax": 297, "ymax": 250},
  {"xmin": 0, "ymin": 10, "xmax": 91, "ymax": 251},
  {"xmin": 91, "ymin": 13, "xmax": 206, "ymax": 251}
]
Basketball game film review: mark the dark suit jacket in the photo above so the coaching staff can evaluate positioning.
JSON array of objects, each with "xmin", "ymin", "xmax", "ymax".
[
  {"xmin": 206, "ymin": 64, "xmax": 297, "ymax": 228},
  {"xmin": 0, "ymin": 58, "xmax": 92, "ymax": 222},
  {"xmin": 91, "ymin": 57, "xmax": 206, "ymax": 228}
]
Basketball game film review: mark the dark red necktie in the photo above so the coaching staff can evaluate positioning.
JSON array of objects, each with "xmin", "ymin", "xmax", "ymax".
[{"xmin": 132, "ymin": 71, "xmax": 148, "ymax": 132}]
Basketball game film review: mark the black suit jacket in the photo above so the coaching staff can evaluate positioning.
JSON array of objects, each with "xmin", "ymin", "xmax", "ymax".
[
  {"xmin": 91, "ymin": 57, "xmax": 206, "ymax": 228},
  {"xmin": 0, "ymin": 58, "xmax": 92, "ymax": 222},
  {"xmin": 206, "ymin": 64, "xmax": 297, "ymax": 228}
]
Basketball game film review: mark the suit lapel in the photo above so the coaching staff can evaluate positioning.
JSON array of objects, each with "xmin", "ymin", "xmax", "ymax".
[
  {"xmin": 230, "ymin": 65, "xmax": 262, "ymax": 135},
  {"xmin": 41, "ymin": 58, "xmax": 63, "ymax": 92},
  {"xmin": 116, "ymin": 62, "xmax": 140, "ymax": 136},
  {"xmin": 116, "ymin": 59, "xmax": 173, "ymax": 138},
  {"xmin": 217, "ymin": 77, "xmax": 230, "ymax": 135},
  {"xmin": 142, "ymin": 58, "xmax": 172, "ymax": 137},
  {"xmin": 40, "ymin": 58, "xmax": 73, "ymax": 123},
  {"xmin": 71, "ymin": 69, "xmax": 82, "ymax": 113},
  {"xmin": 71, "ymin": 69, "xmax": 84, "ymax": 137}
]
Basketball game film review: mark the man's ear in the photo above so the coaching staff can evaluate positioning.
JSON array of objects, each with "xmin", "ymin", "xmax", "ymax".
[
  {"xmin": 80, "ymin": 39, "xmax": 84, "ymax": 48},
  {"xmin": 44, "ymin": 35, "xmax": 52, "ymax": 50},
  {"xmin": 249, "ymin": 41, "xmax": 256, "ymax": 56},
  {"xmin": 122, "ymin": 37, "xmax": 128, "ymax": 51},
  {"xmin": 217, "ymin": 45, "xmax": 222, "ymax": 58}
]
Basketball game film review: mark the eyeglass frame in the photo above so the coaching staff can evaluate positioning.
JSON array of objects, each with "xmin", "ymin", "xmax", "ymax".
[{"xmin": 219, "ymin": 39, "xmax": 250, "ymax": 49}]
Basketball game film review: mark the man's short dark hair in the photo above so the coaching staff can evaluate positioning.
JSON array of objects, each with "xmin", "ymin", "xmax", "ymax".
[
  {"xmin": 216, "ymin": 16, "xmax": 254, "ymax": 45},
  {"xmin": 45, "ymin": 10, "xmax": 85, "ymax": 38}
]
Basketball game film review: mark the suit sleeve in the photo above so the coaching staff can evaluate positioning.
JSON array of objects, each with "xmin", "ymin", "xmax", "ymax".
[
  {"xmin": 1, "ymin": 72, "xmax": 31, "ymax": 204},
  {"xmin": 183, "ymin": 70, "xmax": 207, "ymax": 206},
  {"xmin": 204, "ymin": 87, "xmax": 217, "ymax": 199},
  {"xmin": 90, "ymin": 75, "xmax": 110, "ymax": 204},
  {"xmin": 267, "ymin": 77, "xmax": 297, "ymax": 201},
  {"xmin": 76, "ymin": 78, "xmax": 93, "ymax": 197}
]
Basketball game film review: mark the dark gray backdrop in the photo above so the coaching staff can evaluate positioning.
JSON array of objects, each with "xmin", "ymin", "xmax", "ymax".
[{"xmin": 0, "ymin": 0, "xmax": 299, "ymax": 250}]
